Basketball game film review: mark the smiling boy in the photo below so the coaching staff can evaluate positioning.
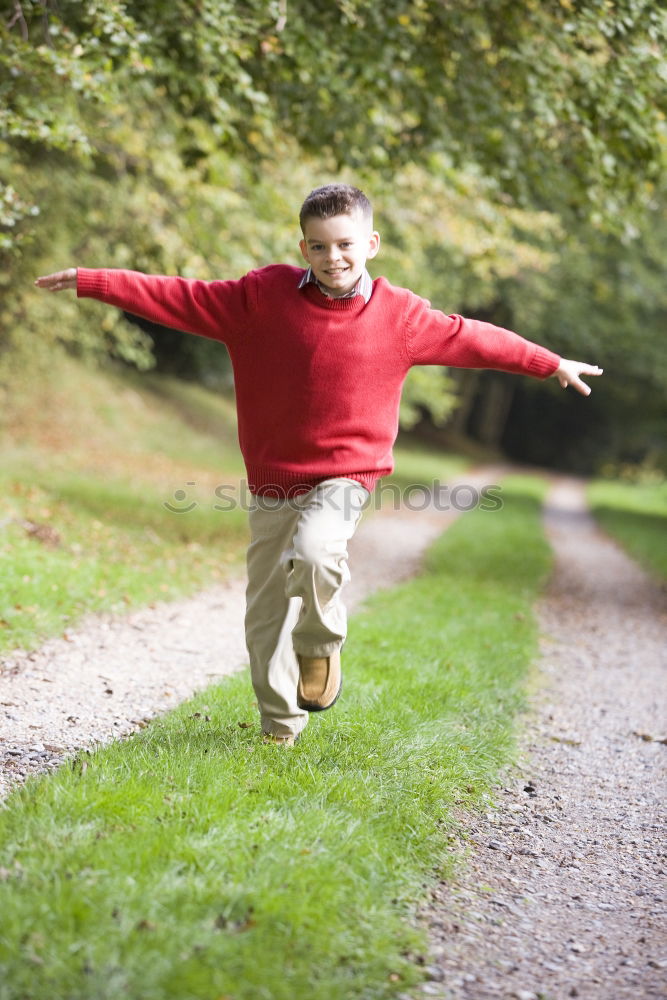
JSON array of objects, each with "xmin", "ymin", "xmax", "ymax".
[
  {"xmin": 299, "ymin": 194, "xmax": 380, "ymax": 297},
  {"xmin": 35, "ymin": 183, "xmax": 602, "ymax": 746}
]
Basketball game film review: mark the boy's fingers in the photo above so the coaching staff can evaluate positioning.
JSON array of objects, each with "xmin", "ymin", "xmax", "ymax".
[
  {"xmin": 34, "ymin": 268, "xmax": 77, "ymax": 291},
  {"xmin": 557, "ymin": 361, "xmax": 603, "ymax": 395},
  {"xmin": 560, "ymin": 374, "xmax": 586, "ymax": 394}
]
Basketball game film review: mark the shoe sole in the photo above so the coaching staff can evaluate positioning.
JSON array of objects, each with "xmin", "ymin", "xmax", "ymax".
[{"xmin": 297, "ymin": 674, "xmax": 343, "ymax": 713}]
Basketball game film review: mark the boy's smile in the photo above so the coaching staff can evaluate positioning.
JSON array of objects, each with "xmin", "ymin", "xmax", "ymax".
[{"xmin": 299, "ymin": 211, "xmax": 380, "ymax": 297}]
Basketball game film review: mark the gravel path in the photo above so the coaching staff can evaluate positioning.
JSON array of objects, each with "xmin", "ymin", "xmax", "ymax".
[
  {"xmin": 0, "ymin": 468, "xmax": 501, "ymax": 798},
  {"xmin": 411, "ymin": 479, "xmax": 667, "ymax": 1000}
]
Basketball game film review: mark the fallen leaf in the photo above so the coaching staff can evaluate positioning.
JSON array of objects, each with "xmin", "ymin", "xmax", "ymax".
[
  {"xmin": 22, "ymin": 520, "xmax": 61, "ymax": 547},
  {"xmin": 215, "ymin": 911, "xmax": 256, "ymax": 933}
]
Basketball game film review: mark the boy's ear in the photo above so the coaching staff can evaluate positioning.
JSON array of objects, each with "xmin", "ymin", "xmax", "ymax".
[
  {"xmin": 367, "ymin": 231, "xmax": 381, "ymax": 259},
  {"xmin": 299, "ymin": 238, "xmax": 309, "ymax": 263}
]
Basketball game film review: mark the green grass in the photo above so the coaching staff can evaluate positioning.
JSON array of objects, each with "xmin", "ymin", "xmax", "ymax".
[
  {"xmin": 587, "ymin": 477, "xmax": 667, "ymax": 581},
  {"xmin": 0, "ymin": 359, "xmax": 249, "ymax": 654},
  {"xmin": 0, "ymin": 476, "xmax": 551, "ymax": 1000},
  {"xmin": 0, "ymin": 473, "xmax": 248, "ymax": 651}
]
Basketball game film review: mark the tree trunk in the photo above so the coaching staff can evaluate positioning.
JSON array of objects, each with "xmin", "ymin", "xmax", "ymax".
[{"xmin": 475, "ymin": 376, "xmax": 516, "ymax": 447}]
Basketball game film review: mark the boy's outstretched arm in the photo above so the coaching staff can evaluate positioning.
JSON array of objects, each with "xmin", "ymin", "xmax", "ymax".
[
  {"xmin": 35, "ymin": 266, "xmax": 248, "ymax": 345},
  {"xmin": 552, "ymin": 358, "xmax": 604, "ymax": 397},
  {"xmin": 35, "ymin": 268, "xmax": 77, "ymax": 292},
  {"xmin": 405, "ymin": 295, "xmax": 604, "ymax": 397}
]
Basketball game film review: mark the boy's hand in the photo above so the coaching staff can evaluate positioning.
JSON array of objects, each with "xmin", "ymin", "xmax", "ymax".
[
  {"xmin": 34, "ymin": 268, "xmax": 77, "ymax": 292},
  {"xmin": 553, "ymin": 358, "xmax": 603, "ymax": 396}
]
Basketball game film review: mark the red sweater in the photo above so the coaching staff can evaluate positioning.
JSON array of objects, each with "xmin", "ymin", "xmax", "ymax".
[{"xmin": 77, "ymin": 264, "xmax": 560, "ymax": 495}]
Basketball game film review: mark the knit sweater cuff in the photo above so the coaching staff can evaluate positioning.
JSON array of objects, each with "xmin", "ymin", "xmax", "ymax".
[
  {"xmin": 76, "ymin": 268, "xmax": 109, "ymax": 299},
  {"xmin": 529, "ymin": 345, "xmax": 561, "ymax": 379}
]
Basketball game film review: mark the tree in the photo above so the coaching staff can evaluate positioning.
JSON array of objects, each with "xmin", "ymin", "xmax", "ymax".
[
  {"xmin": 3, "ymin": 0, "xmax": 666, "ymax": 258},
  {"xmin": 254, "ymin": 0, "xmax": 667, "ymax": 221}
]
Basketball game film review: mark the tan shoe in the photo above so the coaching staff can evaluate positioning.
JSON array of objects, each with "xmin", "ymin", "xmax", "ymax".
[
  {"xmin": 262, "ymin": 731, "xmax": 297, "ymax": 747},
  {"xmin": 296, "ymin": 649, "xmax": 342, "ymax": 712}
]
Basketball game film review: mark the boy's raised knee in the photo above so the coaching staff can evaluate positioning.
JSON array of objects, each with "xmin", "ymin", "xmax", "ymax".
[{"xmin": 291, "ymin": 526, "xmax": 337, "ymax": 570}]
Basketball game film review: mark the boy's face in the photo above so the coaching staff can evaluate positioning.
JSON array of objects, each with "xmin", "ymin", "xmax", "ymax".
[{"xmin": 299, "ymin": 211, "xmax": 380, "ymax": 297}]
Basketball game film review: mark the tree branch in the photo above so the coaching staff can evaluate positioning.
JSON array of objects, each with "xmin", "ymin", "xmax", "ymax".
[{"xmin": 6, "ymin": 1, "xmax": 29, "ymax": 40}]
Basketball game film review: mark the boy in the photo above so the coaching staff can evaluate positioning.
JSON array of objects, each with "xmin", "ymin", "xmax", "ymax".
[{"xmin": 35, "ymin": 184, "xmax": 602, "ymax": 746}]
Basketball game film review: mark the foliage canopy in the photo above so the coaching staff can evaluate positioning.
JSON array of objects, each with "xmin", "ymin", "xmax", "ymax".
[{"xmin": 3, "ymin": 0, "xmax": 666, "ymax": 235}]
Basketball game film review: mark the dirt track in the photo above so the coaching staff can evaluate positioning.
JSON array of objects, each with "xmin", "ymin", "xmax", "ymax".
[{"xmin": 411, "ymin": 480, "xmax": 667, "ymax": 1000}]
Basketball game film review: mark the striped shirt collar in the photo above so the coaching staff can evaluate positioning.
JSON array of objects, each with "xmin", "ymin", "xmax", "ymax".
[{"xmin": 298, "ymin": 267, "xmax": 373, "ymax": 303}]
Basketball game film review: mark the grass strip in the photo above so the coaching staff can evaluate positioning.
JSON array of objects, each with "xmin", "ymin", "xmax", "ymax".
[
  {"xmin": 0, "ymin": 471, "xmax": 249, "ymax": 653},
  {"xmin": 0, "ymin": 362, "xmax": 248, "ymax": 654},
  {"xmin": 587, "ymin": 477, "xmax": 667, "ymax": 581},
  {"xmin": 0, "ymin": 476, "xmax": 550, "ymax": 1000}
]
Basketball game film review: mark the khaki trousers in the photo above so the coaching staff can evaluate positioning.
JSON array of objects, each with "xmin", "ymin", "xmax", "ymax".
[{"xmin": 244, "ymin": 478, "xmax": 368, "ymax": 739}]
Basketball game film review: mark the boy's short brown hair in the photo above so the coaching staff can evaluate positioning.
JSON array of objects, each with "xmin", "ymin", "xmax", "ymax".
[{"xmin": 299, "ymin": 184, "xmax": 372, "ymax": 233}]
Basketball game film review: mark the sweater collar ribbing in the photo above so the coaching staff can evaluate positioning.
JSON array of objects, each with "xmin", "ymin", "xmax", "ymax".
[{"xmin": 300, "ymin": 282, "xmax": 369, "ymax": 311}]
